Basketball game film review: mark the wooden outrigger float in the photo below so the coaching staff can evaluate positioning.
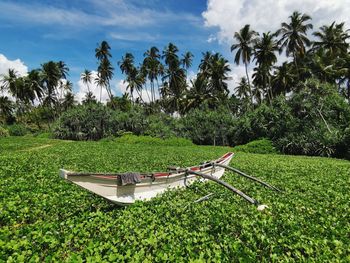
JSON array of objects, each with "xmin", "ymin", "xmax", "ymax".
[{"xmin": 59, "ymin": 152, "xmax": 280, "ymax": 209}]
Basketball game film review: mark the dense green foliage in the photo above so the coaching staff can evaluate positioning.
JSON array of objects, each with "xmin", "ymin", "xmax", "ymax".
[
  {"xmin": 1, "ymin": 137, "xmax": 350, "ymax": 261},
  {"xmin": 1, "ymin": 11, "xmax": 350, "ymax": 160},
  {"xmin": 233, "ymin": 139, "xmax": 278, "ymax": 154},
  {"xmin": 7, "ymin": 124, "xmax": 29, "ymax": 136},
  {"xmin": 0, "ymin": 126, "xmax": 9, "ymax": 138}
]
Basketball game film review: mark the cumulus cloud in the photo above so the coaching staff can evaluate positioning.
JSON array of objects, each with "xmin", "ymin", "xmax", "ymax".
[
  {"xmin": 75, "ymin": 71, "xmax": 110, "ymax": 103},
  {"xmin": 117, "ymin": 80, "xmax": 158, "ymax": 103},
  {"xmin": 0, "ymin": 54, "xmax": 28, "ymax": 99},
  {"xmin": 0, "ymin": 54, "xmax": 28, "ymax": 77},
  {"xmin": 203, "ymin": 0, "xmax": 350, "ymax": 44}
]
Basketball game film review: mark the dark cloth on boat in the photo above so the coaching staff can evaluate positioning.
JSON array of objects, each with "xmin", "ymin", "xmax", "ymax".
[{"xmin": 117, "ymin": 173, "xmax": 141, "ymax": 186}]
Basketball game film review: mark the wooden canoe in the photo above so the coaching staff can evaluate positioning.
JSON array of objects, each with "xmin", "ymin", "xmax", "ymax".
[{"xmin": 59, "ymin": 152, "xmax": 234, "ymax": 205}]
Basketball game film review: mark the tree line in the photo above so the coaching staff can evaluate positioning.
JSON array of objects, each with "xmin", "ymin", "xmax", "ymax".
[{"xmin": 1, "ymin": 11, "xmax": 350, "ymax": 158}]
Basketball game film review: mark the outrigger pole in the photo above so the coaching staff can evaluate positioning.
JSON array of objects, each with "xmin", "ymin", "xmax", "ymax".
[
  {"xmin": 186, "ymin": 169, "xmax": 259, "ymax": 205},
  {"xmin": 212, "ymin": 163, "xmax": 281, "ymax": 192}
]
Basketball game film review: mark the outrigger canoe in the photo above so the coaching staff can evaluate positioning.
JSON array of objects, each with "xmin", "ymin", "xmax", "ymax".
[{"xmin": 59, "ymin": 152, "xmax": 280, "ymax": 208}]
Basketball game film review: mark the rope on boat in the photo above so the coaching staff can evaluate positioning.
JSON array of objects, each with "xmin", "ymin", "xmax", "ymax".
[
  {"xmin": 186, "ymin": 170, "xmax": 259, "ymax": 205},
  {"xmin": 213, "ymin": 163, "xmax": 282, "ymax": 192}
]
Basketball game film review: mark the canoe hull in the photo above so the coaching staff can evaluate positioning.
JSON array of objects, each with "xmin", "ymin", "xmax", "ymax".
[{"xmin": 60, "ymin": 152, "xmax": 234, "ymax": 205}]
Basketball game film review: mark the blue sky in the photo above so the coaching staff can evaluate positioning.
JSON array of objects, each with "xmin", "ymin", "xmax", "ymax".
[
  {"xmin": 1, "ymin": 0, "xmax": 349, "ymax": 100},
  {"xmin": 0, "ymin": 0, "xmax": 225, "ymax": 98}
]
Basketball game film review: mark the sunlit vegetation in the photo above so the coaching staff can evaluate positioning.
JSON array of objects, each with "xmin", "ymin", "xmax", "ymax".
[
  {"xmin": 1, "ymin": 137, "xmax": 349, "ymax": 261},
  {"xmin": 0, "ymin": 12, "xmax": 350, "ymax": 154}
]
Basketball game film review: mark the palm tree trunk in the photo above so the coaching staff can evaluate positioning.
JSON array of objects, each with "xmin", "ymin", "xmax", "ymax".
[
  {"xmin": 100, "ymin": 86, "xmax": 102, "ymax": 102},
  {"xmin": 145, "ymin": 86, "xmax": 151, "ymax": 103},
  {"xmin": 294, "ymin": 52, "xmax": 300, "ymax": 80},
  {"xmin": 135, "ymin": 88, "xmax": 144, "ymax": 104},
  {"xmin": 245, "ymin": 62, "xmax": 253, "ymax": 105},
  {"xmin": 156, "ymin": 78, "xmax": 161, "ymax": 100}
]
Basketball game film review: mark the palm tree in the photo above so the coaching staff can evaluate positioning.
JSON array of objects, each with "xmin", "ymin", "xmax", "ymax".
[
  {"xmin": 1, "ymin": 69, "xmax": 18, "ymax": 97},
  {"xmin": 95, "ymin": 41, "xmax": 114, "ymax": 104},
  {"xmin": 95, "ymin": 41, "xmax": 112, "ymax": 60},
  {"xmin": 253, "ymin": 32, "xmax": 279, "ymax": 102},
  {"xmin": 94, "ymin": 73, "xmax": 105, "ymax": 103},
  {"xmin": 313, "ymin": 22, "xmax": 350, "ymax": 58},
  {"xmin": 0, "ymin": 96, "xmax": 14, "ymax": 122},
  {"xmin": 181, "ymin": 51, "xmax": 194, "ymax": 71},
  {"xmin": 235, "ymin": 77, "xmax": 252, "ymax": 111},
  {"xmin": 183, "ymin": 75, "xmax": 218, "ymax": 112},
  {"xmin": 162, "ymin": 43, "xmax": 187, "ymax": 113},
  {"xmin": 27, "ymin": 69, "xmax": 43, "ymax": 104},
  {"xmin": 231, "ymin": 24, "xmax": 258, "ymax": 103},
  {"xmin": 62, "ymin": 92, "xmax": 76, "ymax": 110},
  {"xmin": 81, "ymin": 69, "xmax": 93, "ymax": 93},
  {"xmin": 82, "ymin": 91, "xmax": 97, "ymax": 104},
  {"xmin": 119, "ymin": 53, "xmax": 136, "ymax": 102},
  {"xmin": 207, "ymin": 53, "xmax": 231, "ymax": 99},
  {"xmin": 41, "ymin": 61, "xmax": 61, "ymax": 107},
  {"xmin": 57, "ymin": 61, "xmax": 69, "ymax": 79},
  {"xmin": 235, "ymin": 77, "xmax": 250, "ymax": 100},
  {"xmin": 271, "ymin": 62, "xmax": 295, "ymax": 96},
  {"xmin": 143, "ymin": 47, "xmax": 161, "ymax": 102},
  {"xmin": 277, "ymin": 11, "xmax": 313, "ymax": 75}
]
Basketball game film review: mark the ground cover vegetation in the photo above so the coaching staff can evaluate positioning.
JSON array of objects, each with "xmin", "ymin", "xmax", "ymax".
[
  {"xmin": 1, "ymin": 137, "xmax": 350, "ymax": 261},
  {"xmin": 1, "ymin": 11, "xmax": 350, "ymax": 160}
]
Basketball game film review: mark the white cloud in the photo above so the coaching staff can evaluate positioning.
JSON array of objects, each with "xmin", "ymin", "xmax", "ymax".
[
  {"xmin": 0, "ymin": 54, "xmax": 28, "ymax": 99},
  {"xmin": 75, "ymin": 71, "xmax": 110, "ymax": 103},
  {"xmin": 109, "ymin": 32, "xmax": 158, "ymax": 42},
  {"xmin": 116, "ymin": 80, "xmax": 157, "ymax": 103},
  {"xmin": 0, "ymin": 1, "xmax": 200, "ymax": 29},
  {"xmin": 0, "ymin": 54, "xmax": 28, "ymax": 77},
  {"xmin": 227, "ymin": 63, "xmax": 254, "ymax": 95},
  {"xmin": 203, "ymin": 0, "xmax": 350, "ymax": 44}
]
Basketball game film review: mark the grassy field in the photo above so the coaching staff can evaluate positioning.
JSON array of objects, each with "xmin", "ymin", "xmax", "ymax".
[{"xmin": 0, "ymin": 137, "xmax": 349, "ymax": 262}]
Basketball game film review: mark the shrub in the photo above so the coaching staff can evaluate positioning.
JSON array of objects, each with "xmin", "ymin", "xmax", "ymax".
[
  {"xmin": 144, "ymin": 114, "xmax": 180, "ymax": 139},
  {"xmin": 0, "ymin": 126, "xmax": 9, "ymax": 137},
  {"xmin": 233, "ymin": 139, "xmax": 278, "ymax": 154},
  {"xmin": 181, "ymin": 106, "xmax": 235, "ymax": 146},
  {"xmin": 7, "ymin": 124, "xmax": 29, "ymax": 136},
  {"xmin": 54, "ymin": 103, "xmax": 113, "ymax": 140}
]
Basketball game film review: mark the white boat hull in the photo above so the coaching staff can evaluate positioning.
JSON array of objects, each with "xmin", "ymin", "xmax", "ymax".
[{"xmin": 60, "ymin": 152, "xmax": 234, "ymax": 205}]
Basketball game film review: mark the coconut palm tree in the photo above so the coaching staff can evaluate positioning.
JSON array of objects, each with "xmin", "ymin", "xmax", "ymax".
[
  {"xmin": 143, "ymin": 47, "xmax": 161, "ymax": 102},
  {"xmin": 94, "ymin": 73, "xmax": 105, "ymax": 103},
  {"xmin": 41, "ymin": 61, "xmax": 61, "ymax": 107},
  {"xmin": 82, "ymin": 91, "xmax": 97, "ymax": 104},
  {"xmin": 277, "ymin": 11, "xmax": 313, "ymax": 75},
  {"xmin": 95, "ymin": 41, "xmax": 114, "ymax": 104},
  {"xmin": 0, "ymin": 96, "xmax": 13, "ymax": 122},
  {"xmin": 207, "ymin": 53, "xmax": 231, "ymax": 99},
  {"xmin": 81, "ymin": 69, "xmax": 93, "ymax": 93},
  {"xmin": 235, "ymin": 77, "xmax": 252, "ymax": 111},
  {"xmin": 235, "ymin": 77, "xmax": 250, "ymax": 100},
  {"xmin": 313, "ymin": 22, "xmax": 350, "ymax": 58},
  {"xmin": 95, "ymin": 41, "xmax": 112, "ymax": 60},
  {"xmin": 27, "ymin": 69, "xmax": 43, "ymax": 104},
  {"xmin": 253, "ymin": 32, "xmax": 279, "ymax": 102},
  {"xmin": 162, "ymin": 43, "xmax": 187, "ymax": 113},
  {"xmin": 119, "ymin": 53, "xmax": 137, "ymax": 102},
  {"xmin": 62, "ymin": 92, "xmax": 76, "ymax": 111},
  {"xmin": 231, "ymin": 24, "xmax": 258, "ymax": 102},
  {"xmin": 57, "ymin": 61, "xmax": 69, "ymax": 79},
  {"xmin": 181, "ymin": 51, "xmax": 194, "ymax": 71},
  {"xmin": 271, "ymin": 62, "xmax": 295, "ymax": 96},
  {"xmin": 1, "ymin": 69, "xmax": 18, "ymax": 97}
]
